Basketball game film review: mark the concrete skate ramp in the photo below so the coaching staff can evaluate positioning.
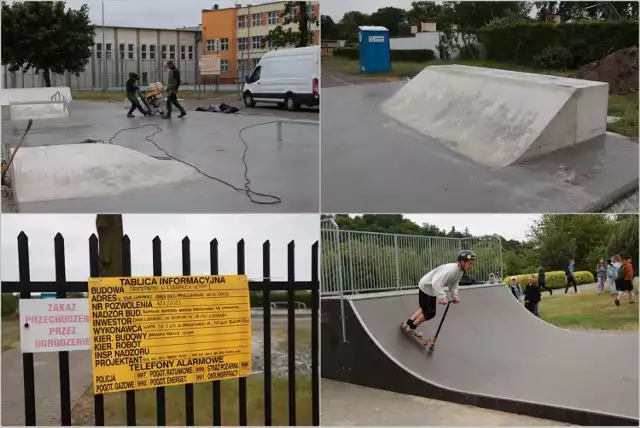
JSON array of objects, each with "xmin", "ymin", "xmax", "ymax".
[
  {"xmin": 10, "ymin": 144, "xmax": 201, "ymax": 203},
  {"xmin": 321, "ymin": 82, "xmax": 638, "ymax": 213},
  {"xmin": 380, "ymin": 65, "xmax": 609, "ymax": 169},
  {"xmin": 321, "ymin": 285, "xmax": 639, "ymax": 425},
  {"xmin": 1, "ymin": 87, "xmax": 71, "ymax": 121}
]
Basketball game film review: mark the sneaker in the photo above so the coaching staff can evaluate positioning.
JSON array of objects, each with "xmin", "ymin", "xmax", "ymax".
[
  {"xmin": 615, "ymin": 299, "xmax": 620, "ymax": 306},
  {"xmin": 127, "ymin": 114, "xmax": 135, "ymax": 118},
  {"xmin": 162, "ymin": 115, "xmax": 171, "ymax": 119},
  {"xmin": 576, "ymin": 290, "xmax": 580, "ymax": 294},
  {"xmin": 178, "ymin": 112, "xmax": 187, "ymax": 118},
  {"xmin": 400, "ymin": 322, "xmax": 410, "ymax": 333}
]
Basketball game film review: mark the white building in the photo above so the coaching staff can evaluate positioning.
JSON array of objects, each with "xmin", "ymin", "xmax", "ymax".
[{"xmin": 2, "ymin": 25, "xmax": 201, "ymax": 90}]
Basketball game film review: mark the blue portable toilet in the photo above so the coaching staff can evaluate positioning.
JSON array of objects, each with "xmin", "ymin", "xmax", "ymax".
[
  {"xmin": 357, "ymin": 26, "xmax": 391, "ymax": 74},
  {"xmin": 40, "ymin": 293, "xmax": 57, "ymax": 299}
]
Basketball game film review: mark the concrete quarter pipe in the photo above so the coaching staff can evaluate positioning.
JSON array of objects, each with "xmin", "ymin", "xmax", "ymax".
[{"xmin": 321, "ymin": 285, "xmax": 639, "ymax": 426}]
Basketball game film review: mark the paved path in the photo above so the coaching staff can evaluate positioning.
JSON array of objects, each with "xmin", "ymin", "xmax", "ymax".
[
  {"xmin": 1, "ymin": 347, "xmax": 93, "ymax": 426},
  {"xmin": 321, "ymin": 380, "xmax": 572, "ymax": 426}
]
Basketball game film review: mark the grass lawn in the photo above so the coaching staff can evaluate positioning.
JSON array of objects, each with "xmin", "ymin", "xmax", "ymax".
[
  {"xmin": 540, "ymin": 288, "xmax": 639, "ymax": 331},
  {"xmin": 1, "ymin": 314, "xmax": 21, "ymax": 352},
  {"xmin": 274, "ymin": 322, "xmax": 312, "ymax": 350},
  {"xmin": 70, "ymin": 90, "xmax": 236, "ymax": 102},
  {"xmin": 323, "ymin": 56, "xmax": 638, "ymax": 138},
  {"xmin": 71, "ymin": 374, "xmax": 312, "ymax": 426}
]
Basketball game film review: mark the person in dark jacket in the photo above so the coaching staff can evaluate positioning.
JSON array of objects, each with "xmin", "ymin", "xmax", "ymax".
[
  {"xmin": 163, "ymin": 60, "xmax": 187, "ymax": 119},
  {"xmin": 125, "ymin": 73, "xmax": 148, "ymax": 118},
  {"xmin": 524, "ymin": 275, "xmax": 542, "ymax": 317},
  {"xmin": 537, "ymin": 266, "xmax": 552, "ymax": 295}
]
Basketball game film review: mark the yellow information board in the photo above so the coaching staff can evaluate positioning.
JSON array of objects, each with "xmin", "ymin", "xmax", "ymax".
[{"xmin": 87, "ymin": 275, "xmax": 251, "ymax": 394}]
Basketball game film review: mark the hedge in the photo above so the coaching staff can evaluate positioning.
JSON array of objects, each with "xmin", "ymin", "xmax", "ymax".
[
  {"xmin": 503, "ymin": 270, "xmax": 595, "ymax": 290},
  {"xmin": 334, "ymin": 48, "xmax": 436, "ymax": 63},
  {"xmin": 249, "ymin": 290, "xmax": 312, "ymax": 308},
  {"xmin": 476, "ymin": 20, "xmax": 638, "ymax": 69},
  {"xmin": 2, "ymin": 294, "xmax": 19, "ymax": 317}
]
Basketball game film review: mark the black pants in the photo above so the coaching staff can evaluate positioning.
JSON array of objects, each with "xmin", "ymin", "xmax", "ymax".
[
  {"xmin": 127, "ymin": 98, "xmax": 147, "ymax": 116},
  {"xmin": 166, "ymin": 92, "xmax": 186, "ymax": 116},
  {"xmin": 539, "ymin": 282, "xmax": 553, "ymax": 295},
  {"xmin": 565, "ymin": 276, "xmax": 578, "ymax": 293},
  {"xmin": 418, "ymin": 289, "xmax": 437, "ymax": 321}
]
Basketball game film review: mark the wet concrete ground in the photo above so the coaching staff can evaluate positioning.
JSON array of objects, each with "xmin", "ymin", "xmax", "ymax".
[
  {"xmin": 321, "ymin": 380, "xmax": 572, "ymax": 426},
  {"xmin": 320, "ymin": 79, "xmax": 638, "ymax": 214},
  {"xmin": 3, "ymin": 100, "xmax": 319, "ymax": 213}
]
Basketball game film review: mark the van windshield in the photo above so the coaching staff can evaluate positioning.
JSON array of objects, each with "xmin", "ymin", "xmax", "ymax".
[{"xmin": 249, "ymin": 66, "xmax": 261, "ymax": 82}]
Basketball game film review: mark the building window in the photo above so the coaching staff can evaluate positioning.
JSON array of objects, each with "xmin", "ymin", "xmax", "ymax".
[
  {"xmin": 237, "ymin": 59, "xmax": 249, "ymax": 73},
  {"xmin": 238, "ymin": 15, "xmax": 247, "ymax": 28},
  {"xmin": 252, "ymin": 13, "xmax": 262, "ymax": 26},
  {"xmin": 221, "ymin": 59, "xmax": 229, "ymax": 72},
  {"xmin": 306, "ymin": 4, "xmax": 313, "ymax": 18},
  {"xmin": 286, "ymin": 8, "xmax": 295, "ymax": 22},
  {"xmin": 238, "ymin": 37, "xmax": 248, "ymax": 51},
  {"xmin": 188, "ymin": 45, "xmax": 193, "ymax": 60},
  {"xmin": 128, "ymin": 44, "xmax": 134, "ymax": 59},
  {"xmin": 252, "ymin": 36, "xmax": 263, "ymax": 50},
  {"xmin": 106, "ymin": 43, "xmax": 112, "ymax": 59},
  {"xmin": 169, "ymin": 45, "xmax": 175, "ymax": 60},
  {"xmin": 119, "ymin": 43, "xmax": 125, "ymax": 58},
  {"xmin": 268, "ymin": 11, "xmax": 278, "ymax": 25},
  {"xmin": 161, "ymin": 45, "xmax": 167, "ymax": 59},
  {"xmin": 252, "ymin": 57, "xmax": 260, "ymax": 68},
  {"xmin": 96, "ymin": 43, "xmax": 103, "ymax": 59},
  {"xmin": 181, "ymin": 45, "xmax": 186, "ymax": 60},
  {"xmin": 220, "ymin": 38, "xmax": 229, "ymax": 51},
  {"xmin": 206, "ymin": 39, "xmax": 215, "ymax": 51},
  {"xmin": 141, "ymin": 44, "xmax": 147, "ymax": 60},
  {"xmin": 150, "ymin": 44, "xmax": 156, "ymax": 60}
]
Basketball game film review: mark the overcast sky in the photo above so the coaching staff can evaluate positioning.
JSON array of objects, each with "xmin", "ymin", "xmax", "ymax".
[
  {"xmin": 53, "ymin": 0, "xmax": 277, "ymax": 29},
  {"xmin": 1, "ymin": 214, "xmax": 319, "ymax": 282}
]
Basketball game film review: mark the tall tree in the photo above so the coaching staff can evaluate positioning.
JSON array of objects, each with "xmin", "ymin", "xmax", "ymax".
[
  {"xmin": 1, "ymin": 1, "xmax": 95, "ymax": 87},
  {"xmin": 321, "ymin": 15, "xmax": 339, "ymax": 40},
  {"xmin": 263, "ymin": 1, "xmax": 317, "ymax": 49},
  {"xmin": 369, "ymin": 7, "xmax": 411, "ymax": 36},
  {"xmin": 96, "ymin": 214, "xmax": 124, "ymax": 277},
  {"xmin": 407, "ymin": 1, "xmax": 444, "ymax": 25},
  {"xmin": 338, "ymin": 10, "xmax": 370, "ymax": 43}
]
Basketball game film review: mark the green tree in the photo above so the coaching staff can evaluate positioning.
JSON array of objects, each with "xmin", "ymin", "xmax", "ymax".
[
  {"xmin": 321, "ymin": 15, "xmax": 340, "ymax": 40},
  {"xmin": 1, "ymin": 1, "xmax": 95, "ymax": 87},
  {"xmin": 608, "ymin": 215, "xmax": 639, "ymax": 274},
  {"xmin": 369, "ymin": 7, "xmax": 411, "ymax": 36},
  {"xmin": 407, "ymin": 1, "xmax": 444, "ymax": 25},
  {"xmin": 96, "ymin": 214, "xmax": 124, "ymax": 277},
  {"xmin": 263, "ymin": 2, "xmax": 317, "ymax": 49},
  {"xmin": 338, "ymin": 10, "xmax": 370, "ymax": 44}
]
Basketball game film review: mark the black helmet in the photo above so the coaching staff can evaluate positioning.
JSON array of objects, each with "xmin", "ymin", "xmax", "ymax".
[
  {"xmin": 458, "ymin": 250, "xmax": 476, "ymax": 262},
  {"xmin": 129, "ymin": 72, "xmax": 139, "ymax": 80}
]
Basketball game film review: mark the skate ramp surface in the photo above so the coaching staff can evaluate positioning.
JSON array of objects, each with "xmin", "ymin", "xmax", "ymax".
[
  {"xmin": 321, "ymin": 82, "xmax": 638, "ymax": 213},
  {"xmin": 10, "ymin": 144, "xmax": 201, "ymax": 203},
  {"xmin": 380, "ymin": 65, "xmax": 609, "ymax": 169},
  {"xmin": 321, "ymin": 285, "xmax": 639, "ymax": 425}
]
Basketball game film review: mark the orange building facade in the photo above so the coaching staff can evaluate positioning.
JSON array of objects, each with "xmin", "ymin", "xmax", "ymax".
[{"xmin": 201, "ymin": 1, "xmax": 319, "ymax": 84}]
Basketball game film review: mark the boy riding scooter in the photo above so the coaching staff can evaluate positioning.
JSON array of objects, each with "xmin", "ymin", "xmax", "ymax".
[{"xmin": 401, "ymin": 250, "xmax": 476, "ymax": 340}]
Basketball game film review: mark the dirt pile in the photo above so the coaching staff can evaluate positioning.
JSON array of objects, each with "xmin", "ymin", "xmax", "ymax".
[{"xmin": 571, "ymin": 46, "xmax": 638, "ymax": 95}]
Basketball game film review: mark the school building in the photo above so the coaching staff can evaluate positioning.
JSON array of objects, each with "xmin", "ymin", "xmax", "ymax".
[{"xmin": 201, "ymin": 1, "xmax": 320, "ymax": 84}]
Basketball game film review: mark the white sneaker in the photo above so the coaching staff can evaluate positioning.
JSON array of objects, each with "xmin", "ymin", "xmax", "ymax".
[{"xmin": 400, "ymin": 322, "xmax": 410, "ymax": 332}]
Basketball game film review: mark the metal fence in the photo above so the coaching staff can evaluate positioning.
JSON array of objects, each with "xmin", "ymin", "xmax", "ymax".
[
  {"xmin": 2, "ymin": 232, "xmax": 319, "ymax": 426},
  {"xmin": 321, "ymin": 219, "xmax": 503, "ymax": 296},
  {"xmin": 1, "ymin": 46, "xmax": 199, "ymax": 91}
]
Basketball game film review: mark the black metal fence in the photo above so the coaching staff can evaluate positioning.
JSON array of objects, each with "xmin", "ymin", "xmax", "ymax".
[{"xmin": 2, "ymin": 232, "xmax": 319, "ymax": 426}]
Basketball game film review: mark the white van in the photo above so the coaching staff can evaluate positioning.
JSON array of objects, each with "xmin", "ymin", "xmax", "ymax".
[{"xmin": 242, "ymin": 45, "xmax": 319, "ymax": 111}]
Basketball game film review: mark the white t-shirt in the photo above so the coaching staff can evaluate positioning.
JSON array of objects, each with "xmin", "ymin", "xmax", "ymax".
[{"xmin": 418, "ymin": 263, "xmax": 464, "ymax": 299}]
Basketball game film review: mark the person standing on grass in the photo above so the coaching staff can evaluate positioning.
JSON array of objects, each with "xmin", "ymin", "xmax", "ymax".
[
  {"xmin": 524, "ymin": 275, "xmax": 542, "ymax": 317},
  {"xmin": 596, "ymin": 258, "xmax": 607, "ymax": 295},
  {"xmin": 606, "ymin": 258, "xmax": 618, "ymax": 296},
  {"xmin": 615, "ymin": 256, "xmax": 636, "ymax": 306},
  {"xmin": 508, "ymin": 276, "xmax": 524, "ymax": 302},
  {"xmin": 564, "ymin": 259, "xmax": 579, "ymax": 294},
  {"xmin": 537, "ymin": 266, "xmax": 553, "ymax": 295}
]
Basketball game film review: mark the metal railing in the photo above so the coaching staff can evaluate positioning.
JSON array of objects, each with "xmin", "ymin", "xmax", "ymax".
[{"xmin": 321, "ymin": 219, "xmax": 503, "ymax": 296}]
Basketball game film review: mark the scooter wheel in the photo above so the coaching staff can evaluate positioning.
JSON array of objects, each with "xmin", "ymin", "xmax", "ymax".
[{"xmin": 428, "ymin": 345, "xmax": 435, "ymax": 352}]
